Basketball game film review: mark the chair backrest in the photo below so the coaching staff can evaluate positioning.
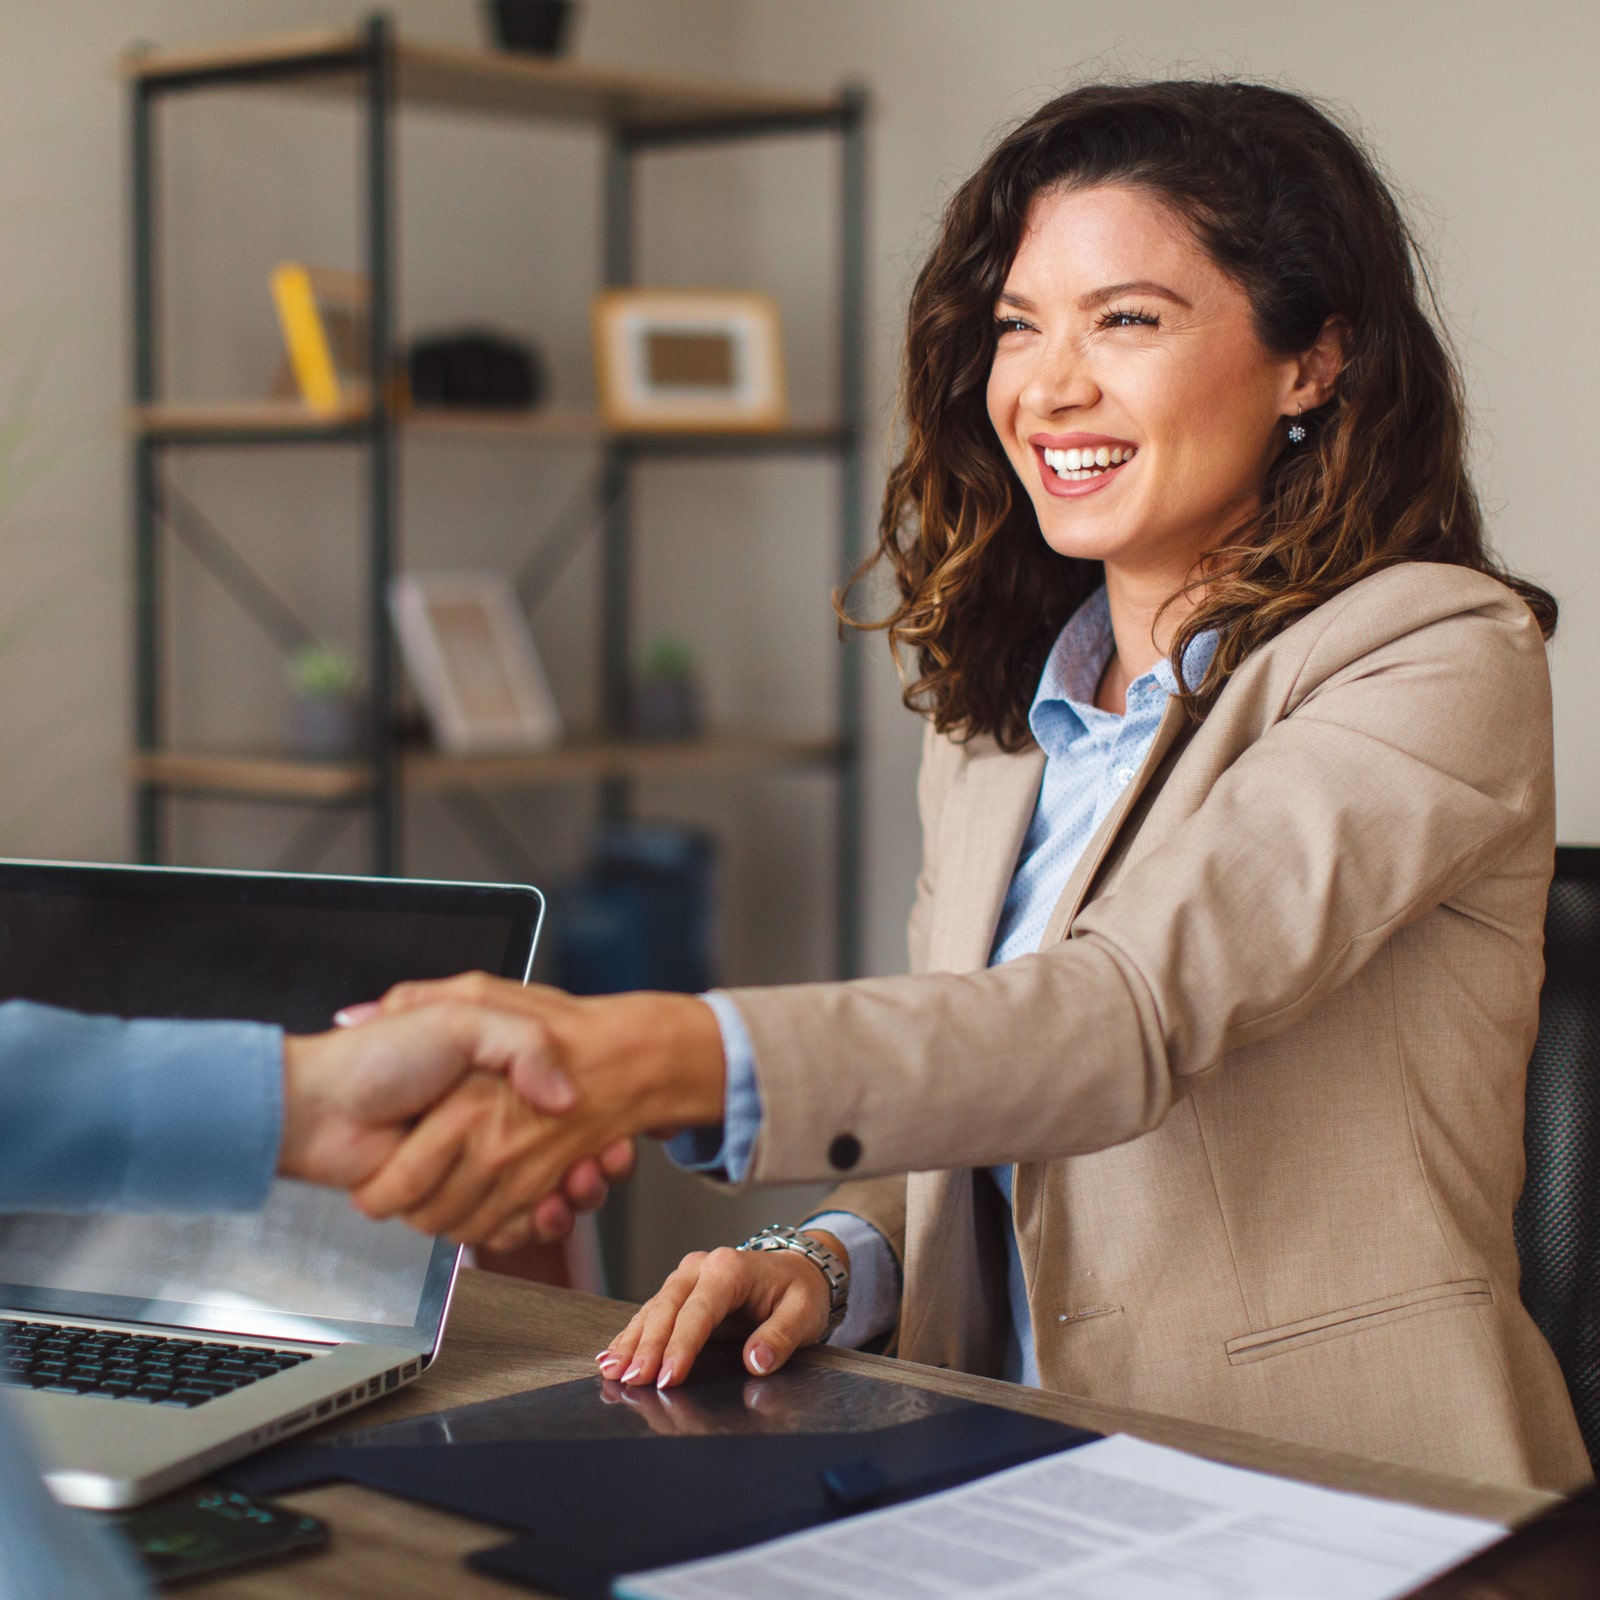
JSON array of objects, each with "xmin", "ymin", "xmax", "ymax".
[{"xmin": 1515, "ymin": 846, "xmax": 1600, "ymax": 1470}]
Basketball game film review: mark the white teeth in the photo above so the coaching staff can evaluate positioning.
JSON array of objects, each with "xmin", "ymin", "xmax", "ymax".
[{"xmin": 1042, "ymin": 444, "xmax": 1136, "ymax": 480}]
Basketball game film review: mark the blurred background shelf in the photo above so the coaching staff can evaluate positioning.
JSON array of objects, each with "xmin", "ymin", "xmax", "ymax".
[
  {"xmin": 128, "ymin": 733, "xmax": 844, "ymax": 801},
  {"xmin": 121, "ymin": 29, "xmax": 842, "ymax": 137},
  {"xmin": 126, "ymin": 14, "xmax": 867, "ymax": 1309}
]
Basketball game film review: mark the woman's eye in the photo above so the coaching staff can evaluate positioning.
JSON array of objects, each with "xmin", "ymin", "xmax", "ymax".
[
  {"xmin": 1097, "ymin": 308, "xmax": 1159, "ymax": 330},
  {"xmin": 993, "ymin": 316, "xmax": 1031, "ymax": 337}
]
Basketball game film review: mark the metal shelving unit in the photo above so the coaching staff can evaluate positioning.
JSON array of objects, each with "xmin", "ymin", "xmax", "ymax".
[{"xmin": 124, "ymin": 16, "xmax": 869, "ymax": 977}]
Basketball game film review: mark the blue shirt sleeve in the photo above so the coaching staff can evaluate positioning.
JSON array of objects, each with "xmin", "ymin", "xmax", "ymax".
[
  {"xmin": 803, "ymin": 1210, "xmax": 902, "ymax": 1349},
  {"xmin": 0, "ymin": 1396, "xmax": 153, "ymax": 1598},
  {"xmin": 662, "ymin": 992, "xmax": 762, "ymax": 1184},
  {"xmin": 0, "ymin": 1000, "xmax": 283, "ymax": 1214}
]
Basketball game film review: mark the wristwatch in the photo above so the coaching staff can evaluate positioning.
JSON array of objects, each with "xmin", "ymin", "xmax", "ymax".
[{"xmin": 736, "ymin": 1223, "xmax": 850, "ymax": 1335}]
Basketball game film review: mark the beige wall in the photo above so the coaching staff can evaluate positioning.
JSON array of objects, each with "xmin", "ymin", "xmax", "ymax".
[{"xmin": 2, "ymin": 2, "xmax": 1598, "ymax": 1295}]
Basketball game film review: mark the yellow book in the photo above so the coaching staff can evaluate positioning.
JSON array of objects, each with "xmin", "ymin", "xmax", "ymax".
[{"xmin": 270, "ymin": 264, "xmax": 368, "ymax": 416}]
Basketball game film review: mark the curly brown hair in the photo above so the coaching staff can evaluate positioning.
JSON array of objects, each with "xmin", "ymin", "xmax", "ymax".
[{"xmin": 850, "ymin": 80, "xmax": 1556, "ymax": 750}]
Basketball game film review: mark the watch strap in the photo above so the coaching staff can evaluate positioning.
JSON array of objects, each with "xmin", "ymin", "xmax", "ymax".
[{"xmin": 736, "ymin": 1222, "xmax": 849, "ymax": 1335}]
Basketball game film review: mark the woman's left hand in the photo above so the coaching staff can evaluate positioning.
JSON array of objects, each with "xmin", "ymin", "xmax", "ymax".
[{"xmin": 598, "ymin": 1237, "xmax": 840, "ymax": 1389}]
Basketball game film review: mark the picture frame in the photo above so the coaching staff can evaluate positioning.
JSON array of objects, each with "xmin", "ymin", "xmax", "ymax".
[
  {"xmin": 591, "ymin": 289, "xmax": 787, "ymax": 431},
  {"xmin": 389, "ymin": 573, "xmax": 563, "ymax": 754},
  {"xmin": 269, "ymin": 263, "xmax": 371, "ymax": 416}
]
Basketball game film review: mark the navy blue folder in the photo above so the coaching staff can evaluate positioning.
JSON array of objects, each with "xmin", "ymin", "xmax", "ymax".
[{"xmin": 220, "ymin": 1351, "xmax": 1097, "ymax": 1597}]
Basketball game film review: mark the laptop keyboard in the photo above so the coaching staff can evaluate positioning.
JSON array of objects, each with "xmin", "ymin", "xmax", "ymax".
[{"xmin": 0, "ymin": 1319, "xmax": 313, "ymax": 1408}]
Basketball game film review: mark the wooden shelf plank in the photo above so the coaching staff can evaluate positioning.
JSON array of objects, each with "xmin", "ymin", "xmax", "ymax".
[
  {"xmin": 404, "ymin": 734, "xmax": 842, "ymax": 791},
  {"xmin": 128, "ymin": 404, "xmax": 847, "ymax": 452},
  {"xmin": 128, "ymin": 402, "xmax": 370, "ymax": 440},
  {"xmin": 394, "ymin": 42, "xmax": 837, "ymax": 130},
  {"xmin": 405, "ymin": 407, "xmax": 610, "ymax": 442},
  {"xmin": 128, "ymin": 736, "xmax": 842, "ymax": 803},
  {"xmin": 119, "ymin": 32, "xmax": 838, "ymax": 133},
  {"xmin": 118, "ymin": 29, "xmax": 363, "ymax": 87},
  {"xmin": 127, "ymin": 751, "xmax": 371, "ymax": 802}
]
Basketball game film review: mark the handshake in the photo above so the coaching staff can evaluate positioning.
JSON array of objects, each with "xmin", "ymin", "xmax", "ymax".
[{"xmin": 277, "ymin": 974, "xmax": 729, "ymax": 1252}]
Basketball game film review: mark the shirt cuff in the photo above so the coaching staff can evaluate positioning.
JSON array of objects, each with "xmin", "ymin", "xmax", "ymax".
[
  {"xmin": 662, "ymin": 992, "xmax": 762, "ymax": 1184},
  {"xmin": 803, "ymin": 1210, "xmax": 901, "ymax": 1349}
]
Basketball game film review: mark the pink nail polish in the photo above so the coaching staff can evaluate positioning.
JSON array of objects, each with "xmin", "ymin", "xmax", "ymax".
[
  {"xmin": 748, "ymin": 1345, "xmax": 773, "ymax": 1375},
  {"xmin": 595, "ymin": 1349, "xmax": 612, "ymax": 1365},
  {"xmin": 656, "ymin": 1362, "xmax": 675, "ymax": 1390},
  {"xmin": 621, "ymin": 1363, "xmax": 644, "ymax": 1385}
]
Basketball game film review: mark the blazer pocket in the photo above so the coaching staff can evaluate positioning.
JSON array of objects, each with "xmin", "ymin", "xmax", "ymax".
[{"xmin": 1225, "ymin": 1279, "xmax": 1492, "ymax": 1367}]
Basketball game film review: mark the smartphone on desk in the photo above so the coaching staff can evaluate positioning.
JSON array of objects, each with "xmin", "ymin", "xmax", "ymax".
[{"xmin": 113, "ymin": 1486, "xmax": 327, "ymax": 1589}]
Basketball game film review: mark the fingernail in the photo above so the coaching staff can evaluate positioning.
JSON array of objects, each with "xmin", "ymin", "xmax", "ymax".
[
  {"xmin": 655, "ymin": 1362, "xmax": 675, "ymax": 1390},
  {"xmin": 597, "ymin": 1356, "xmax": 622, "ymax": 1377},
  {"xmin": 536, "ymin": 1068, "xmax": 578, "ymax": 1113},
  {"xmin": 334, "ymin": 1001, "xmax": 380, "ymax": 1027},
  {"xmin": 748, "ymin": 1345, "xmax": 774, "ymax": 1375},
  {"xmin": 621, "ymin": 1363, "xmax": 644, "ymax": 1385},
  {"xmin": 595, "ymin": 1349, "xmax": 613, "ymax": 1365}
]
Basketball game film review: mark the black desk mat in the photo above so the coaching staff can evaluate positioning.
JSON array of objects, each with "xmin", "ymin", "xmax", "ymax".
[{"xmin": 219, "ymin": 1349, "xmax": 1095, "ymax": 1597}]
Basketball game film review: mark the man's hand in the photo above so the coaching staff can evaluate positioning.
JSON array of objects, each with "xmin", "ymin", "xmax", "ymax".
[
  {"xmin": 279, "ymin": 1007, "xmax": 493, "ymax": 1191},
  {"xmin": 279, "ymin": 1003, "xmax": 598, "ymax": 1197},
  {"xmin": 343, "ymin": 975, "xmax": 726, "ymax": 1244},
  {"xmin": 287, "ymin": 991, "xmax": 641, "ymax": 1246},
  {"xmin": 351, "ymin": 1072, "xmax": 614, "ymax": 1246}
]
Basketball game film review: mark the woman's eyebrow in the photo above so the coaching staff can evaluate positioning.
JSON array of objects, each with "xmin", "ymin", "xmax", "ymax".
[{"xmin": 1078, "ymin": 279, "xmax": 1192, "ymax": 310}]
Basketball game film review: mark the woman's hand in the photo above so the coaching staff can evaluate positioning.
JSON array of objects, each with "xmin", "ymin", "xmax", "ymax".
[
  {"xmin": 342, "ymin": 974, "xmax": 725, "ymax": 1244},
  {"xmin": 351, "ymin": 1070, "xmax": 623, "ymax": 1246},
  {"xmin": 598, "ymin": 1231, "xmax": 845, "ymax": 1390}
]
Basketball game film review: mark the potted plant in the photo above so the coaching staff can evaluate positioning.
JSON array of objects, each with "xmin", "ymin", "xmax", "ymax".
[
  {"xmin": 632, "ymin": 635, "xmax": 702, "ymax": 742},
  {"xmin": 287, "ymin": 644, "xmax": 363, "ymax": 758}
]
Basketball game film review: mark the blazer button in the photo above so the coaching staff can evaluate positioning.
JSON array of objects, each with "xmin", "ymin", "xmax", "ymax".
[{"xmin": 828, "ymin": 1134, "xmax": 862, "ymax": 1171}]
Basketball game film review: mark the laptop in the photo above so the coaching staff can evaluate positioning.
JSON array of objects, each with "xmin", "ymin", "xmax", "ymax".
[{"xmin": 0, "ymin": 859, "xmax": 544, "ymax": 1509}]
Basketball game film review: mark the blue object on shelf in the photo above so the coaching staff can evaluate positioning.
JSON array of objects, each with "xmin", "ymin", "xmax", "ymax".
[{"xmin": 554, "ymin": 824, "xmax": 716, "ymax": 996}]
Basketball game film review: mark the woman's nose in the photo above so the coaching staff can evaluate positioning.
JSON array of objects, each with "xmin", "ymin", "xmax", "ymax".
[{"xmin": 1020, "ymin": 335, "xmax": 1098, "ymax": 417}]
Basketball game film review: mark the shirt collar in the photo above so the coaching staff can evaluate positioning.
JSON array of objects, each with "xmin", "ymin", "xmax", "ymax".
[{"xmin": 1027, "ymin": 586, "xmax": 1220, "ymax": 748}]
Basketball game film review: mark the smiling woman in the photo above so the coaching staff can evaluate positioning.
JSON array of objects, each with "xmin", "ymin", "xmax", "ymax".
[
  {"xmin": 867, "ymin": 80, "xmax": 1555, "ymax": 745},
  {"xmin": 348, "ymin": 80, "xmax": 1590, "ymax": 1495},
  {"xmin": 983, "ymin": 182, "xmax": 1348, "ymax": 711}
]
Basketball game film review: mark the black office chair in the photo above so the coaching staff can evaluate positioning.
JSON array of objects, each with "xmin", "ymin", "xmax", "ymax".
[{"xmin": 1514, "ymin": 845, "xmax": 1600, "ymax": 1471}]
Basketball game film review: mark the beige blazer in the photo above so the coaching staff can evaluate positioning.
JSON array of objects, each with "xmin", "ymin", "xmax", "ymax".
[{"xmin": 725, "ymin": 562, "xmax": 1590, "ymax": 1492}]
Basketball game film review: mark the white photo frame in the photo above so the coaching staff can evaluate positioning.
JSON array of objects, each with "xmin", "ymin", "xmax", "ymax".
[
  {"xmin": 390, "ymin": 573, "xmax": 563, "ymax": 754},
  {"xmin": 591, "ymin": 289, "xmax": 787, "ymax": 431}
]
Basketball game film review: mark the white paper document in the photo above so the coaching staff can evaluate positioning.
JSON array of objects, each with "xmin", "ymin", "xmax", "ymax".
[{"xmin": 612, "ymin": 1434, "xmax": 1505, "ymax": 1600}]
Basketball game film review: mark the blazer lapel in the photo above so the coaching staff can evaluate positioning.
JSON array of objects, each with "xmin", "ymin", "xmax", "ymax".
[
  {"xmin": 928, "ymin": 739, "xmax": 1046, "ymax": 973},
  {"xmin": 1042, "ymin": 697, "xmax": 1196, "ymax": 944}
]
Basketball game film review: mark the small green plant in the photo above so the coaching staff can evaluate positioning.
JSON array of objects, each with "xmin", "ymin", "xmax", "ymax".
[
  {"xmin": 642, "ymin": 634, "xmax": 695, "ymax": 681},
  {"xmin": 287, "ymin": 642, "xmax": 360, "ymax": 700}
]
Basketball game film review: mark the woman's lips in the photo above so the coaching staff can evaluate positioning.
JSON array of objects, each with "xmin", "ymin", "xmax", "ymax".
[{"xmin": 1032, "ymin": 440, "xmax": 1138, "ymax": 498}]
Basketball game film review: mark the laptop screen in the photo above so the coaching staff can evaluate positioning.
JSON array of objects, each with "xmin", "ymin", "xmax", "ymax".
[{"xmin": 0, "ymin": 861, "xmax": 544, "ymax": 1351}]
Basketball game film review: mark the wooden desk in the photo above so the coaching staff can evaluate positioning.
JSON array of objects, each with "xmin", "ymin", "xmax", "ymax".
[{"xmin": 190, "ymin": 1269, "xmax": 1559, "ymax": 1598}]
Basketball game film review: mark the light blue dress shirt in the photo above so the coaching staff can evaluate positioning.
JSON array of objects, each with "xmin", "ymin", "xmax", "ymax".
[
  {"xmin": 676, "ymin": 587, "xmax": 1217, "ymax": 1378},
  {"xmin": 0, "ymin": 1000, "xmax": 284, "ymax": 1599}
]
